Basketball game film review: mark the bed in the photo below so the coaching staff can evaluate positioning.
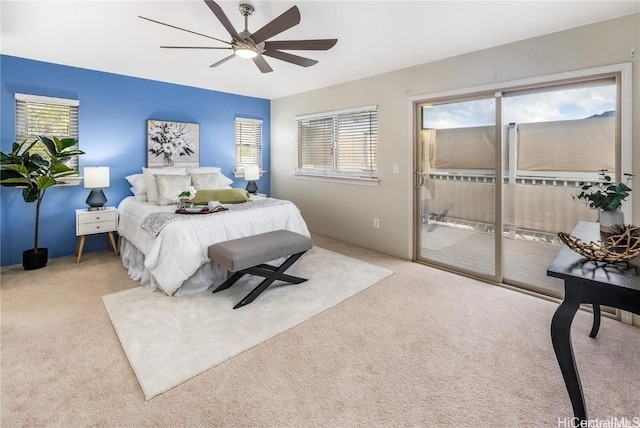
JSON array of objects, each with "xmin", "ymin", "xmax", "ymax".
[{"xmin": 117, "ymin": 196, "xmax": 311, "ymax": 296}]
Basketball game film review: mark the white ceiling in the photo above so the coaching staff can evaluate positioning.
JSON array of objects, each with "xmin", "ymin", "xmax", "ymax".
[{"xmin": 1, "ymin": 1, "xmax": 638, "ymax": 100}]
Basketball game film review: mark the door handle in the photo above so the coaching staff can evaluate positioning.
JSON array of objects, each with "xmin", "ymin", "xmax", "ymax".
[{"xmin": 415, "ymin": 171, "xmax": 426, "ymax": 189}]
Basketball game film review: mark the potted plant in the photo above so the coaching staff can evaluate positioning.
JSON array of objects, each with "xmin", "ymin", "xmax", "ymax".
[
  {"xmin": 0, "ymin": 136, "xmax": 84, "ymax": 269},
  {"xmin": 574, "ymin": 170, "xmax": 633, "ymax": 233},
  {"xmin": 177, "ymin": 186, "xmax": 197, "ymax": 210}
]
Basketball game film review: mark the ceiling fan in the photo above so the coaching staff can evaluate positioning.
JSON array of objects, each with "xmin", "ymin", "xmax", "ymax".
[{"xmin": 139, "ymin": 0, "xmax": 338, "ymax": 73}]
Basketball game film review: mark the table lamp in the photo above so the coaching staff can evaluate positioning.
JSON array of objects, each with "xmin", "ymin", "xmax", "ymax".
[
  {"xmin": 244, "ymin": 164, "xmax": 260, "ymax": 194},
  {"xmin": 84, "ymin": 166, "xmax": 110, "ymax": 210}
]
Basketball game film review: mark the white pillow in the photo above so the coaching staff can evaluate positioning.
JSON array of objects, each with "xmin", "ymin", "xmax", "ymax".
[
  {"xmin": 129, "ymin": 188, "xmax": 148, "ymax": 202},
  {"xmin": 126, "ymin": 174, "xmax": 146, "ymax": 196},
  {"xmin": 155, "ymin": 174, "xmax": 192, "ymax": 206},
  {"xmin": 190, "ymin": 171, "xmax": 233, "ymax": 190},
  {"xmin": 218, "ymin": 172, "xmax": 234, "ymax": 187},
  {"xmin": 143, "ymin": 167, "xmax": 187, "ymax": 204},
  {"xmin": 186, "ymin": 167, "xmax": 221, "ymax": 174}
]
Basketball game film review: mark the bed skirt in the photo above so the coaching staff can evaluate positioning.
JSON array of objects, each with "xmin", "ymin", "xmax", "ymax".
[{"xmin": 119, "ymin": 237, "xmax": 229, "ymax": 296}]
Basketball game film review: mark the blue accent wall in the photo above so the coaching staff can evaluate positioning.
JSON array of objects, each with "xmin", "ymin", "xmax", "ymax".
[{"xmin": 0, "ymin": 55, "xmax": 270, "ymax": 266}]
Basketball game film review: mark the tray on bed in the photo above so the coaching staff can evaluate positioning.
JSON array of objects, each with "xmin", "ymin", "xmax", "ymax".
[{"xmin": 175, "ymin": 206, "xmax": 228, "ymax": 215}]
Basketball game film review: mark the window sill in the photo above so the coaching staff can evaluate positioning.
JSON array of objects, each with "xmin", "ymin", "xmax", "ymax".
[
  {"xmin": 293, "ymin": 172, "xmax": 379, "ymax": 186},
  {"xmin": 57, "ymin": 176, "xmax": 82, "ymax": 186},
  {"xmin": 2, "ymin": 176, "xmax": 81, "ymax": 188},
  {"xmin": 233, "ymin": 170, "xmax": 267, "ymax": 178}
]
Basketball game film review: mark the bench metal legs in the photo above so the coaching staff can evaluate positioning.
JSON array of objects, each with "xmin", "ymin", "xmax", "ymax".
[{"xmin": 213, "ymin": 251, "xmax": 308, "ymax": 309}]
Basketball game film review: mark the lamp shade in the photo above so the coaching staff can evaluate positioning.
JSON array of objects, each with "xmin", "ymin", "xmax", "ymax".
[
  {"xmin": 84, "ymin": 167, "xmax": 110, "ymax": 188},
  {"xmin": 244, "ymin": 164, "xmax": 260, "ymax": 181}
]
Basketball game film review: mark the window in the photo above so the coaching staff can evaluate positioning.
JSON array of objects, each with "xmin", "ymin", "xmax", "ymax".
[
  {"xmin": 295, "ymin": 105, "xmax": 378, "ymax": 180},
  {"xmin": 235, "ymin": 118, "xmax": 262, "ymax": 172},
  {"xmin": 15, "ymin": 93, "xmax": 80, "ymax": 169}
]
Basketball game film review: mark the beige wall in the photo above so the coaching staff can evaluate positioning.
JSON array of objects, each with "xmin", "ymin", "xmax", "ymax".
[{"xmin": 271, "ymin": 13, "xmax": 640, "ymax": 260}]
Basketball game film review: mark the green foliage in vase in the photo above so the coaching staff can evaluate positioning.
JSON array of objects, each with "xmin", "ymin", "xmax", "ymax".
[
  {"xmin": 573, "ymin": 170, "xmax": 633, "ymax": 212},
  {"xmin": 0, "ymin": 136, "xmax": 85, "ymax": 253}
]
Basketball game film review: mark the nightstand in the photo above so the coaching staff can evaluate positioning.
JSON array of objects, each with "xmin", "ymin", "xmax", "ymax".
[{"xmin": 75, "ymin": 207, "xmax": 119, "ymax": 263}]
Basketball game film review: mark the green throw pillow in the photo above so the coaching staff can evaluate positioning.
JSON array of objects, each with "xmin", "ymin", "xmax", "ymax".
[{"xmin": 192, "ymin": 188, "xmax": 250, "ymax": 204}]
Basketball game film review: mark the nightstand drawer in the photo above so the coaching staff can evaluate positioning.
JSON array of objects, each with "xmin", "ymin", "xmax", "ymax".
[
  {"xmin": 77, "ymin": 220, "xmax": 117, "ymax": 235},
  {"xmin": 77, "ymin": 210, "xmax": 117, "ymax": 225}
]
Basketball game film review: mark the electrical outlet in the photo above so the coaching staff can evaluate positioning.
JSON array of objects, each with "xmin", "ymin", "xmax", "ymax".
[
  {"xmin": 393, "ymin": 164, "xmax": 400, "ymax": 174},
  {"xmin": 373, "ymin": 218, "xmax": 380, "ymax": 229}
]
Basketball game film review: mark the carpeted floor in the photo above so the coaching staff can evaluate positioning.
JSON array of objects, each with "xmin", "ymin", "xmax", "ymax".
[{"xmin": 1, "ymin": 234, "xmax": 639, "ymax": 427}]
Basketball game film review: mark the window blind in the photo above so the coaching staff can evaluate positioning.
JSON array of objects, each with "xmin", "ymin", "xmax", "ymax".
[
  {"xmin": 15, "ymin": 94, "xmax": 80, "ymax": 169},
  {"xmin": 296, "ymin": 106, "xmax": 378, "ymax": 179},
  {"xmin": 235, "ymin": 118, "xmax": 262, "ymax": 170}
]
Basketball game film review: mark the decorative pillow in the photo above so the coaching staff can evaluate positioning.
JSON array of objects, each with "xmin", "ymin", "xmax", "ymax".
[
  {"xmin": 125, "ymin": 173, "xmax": 146, "ymax": 196},
  {"xmin": 190, "ymin": 171, "xmax": 234, "ymax": 190},
  {"xmin": 129, "ymin": 187, "xmax": 149, "ymax": 202},
  {"xmin": 143, "ymin": 167, "xmax": 187, "ymax": 204},
  {"xmin": 186, "ymin": 167, "xmax": 221, "ymax": 174},
  {"xmin": 191, "ymin": 189, "xmax": 250, "ymax": 204},
  {"xmin": 155, "ymin": 174, "xmax": 192, "ymax": 206}
]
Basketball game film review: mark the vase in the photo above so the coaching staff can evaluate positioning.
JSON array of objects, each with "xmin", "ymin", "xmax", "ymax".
[
  {"xmin": 163, "ymin": 152, "xmax": 174, "ymax": 166},
  {"xmin": 598, "ymin": 209, "xmax": 624, "ymax": 233},
  {"xmin": 178, "ymin": 198, "xmax": 192, "ymax": 210}
]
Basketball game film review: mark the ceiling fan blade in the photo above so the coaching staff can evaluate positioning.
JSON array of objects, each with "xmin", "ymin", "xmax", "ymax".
[
  {"xmin": 250, "ymin": 6, "xmax": 301, "ymax": 45},
  {"xmin": 203, "ymin": 0, "xmax": 241, "ymax": 41},
  {"xmin": 210, "ymin": 54, "xmax": 236, "ymax": 68},
  {"xmin": 139, "ymin": 16, "xmax": 231, "ymax": 45},
  {"xmin": 264, "ymin": 39, "xmax": 338, "ymax": 51},
  {"xmin": 161, "ymin": 46, "xmax": 232, "ymax": 50},
  {"xmin": 263, "ymin": 50, "xmax": 318, "ymax": 67},
  {"xmin": 252, "ymin": 54, "xmax": 274, "ymax": 73}
]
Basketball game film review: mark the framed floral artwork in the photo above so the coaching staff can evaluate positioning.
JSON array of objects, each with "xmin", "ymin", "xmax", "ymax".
[{"xmin": 147, "ymin": 120, "xmax": 200, "ymax": 168}]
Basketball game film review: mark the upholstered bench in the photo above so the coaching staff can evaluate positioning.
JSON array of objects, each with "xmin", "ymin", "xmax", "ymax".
[{"xmin": 208, "ymin": 230, "xmax": 313, "ymax": 309}]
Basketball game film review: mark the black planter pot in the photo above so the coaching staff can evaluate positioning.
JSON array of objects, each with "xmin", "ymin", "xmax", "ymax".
[{"xmin": 23, "ymin": 248, "xmax": 48, "ymax": 270}]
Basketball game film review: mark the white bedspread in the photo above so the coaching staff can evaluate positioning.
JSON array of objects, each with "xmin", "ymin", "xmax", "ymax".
[{"xmin": 117, "ymin": 196, "xmax": 311, "ymax": 296}]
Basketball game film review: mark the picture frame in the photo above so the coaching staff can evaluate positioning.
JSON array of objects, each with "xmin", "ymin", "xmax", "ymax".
[{"xmin": 147, "ymin": 120, "xmax": 200, "ymax": 168}]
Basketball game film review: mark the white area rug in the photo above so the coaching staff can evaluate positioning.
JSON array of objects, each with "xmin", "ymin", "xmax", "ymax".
[{"xmin": 102, "ymin": 247, "xmax": 393, "ymax": 400}]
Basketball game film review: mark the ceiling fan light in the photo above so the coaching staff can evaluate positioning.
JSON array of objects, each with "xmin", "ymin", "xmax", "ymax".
[{"xmin": 234, "ymin": 47, "xmax": 258, "ymax": 58}]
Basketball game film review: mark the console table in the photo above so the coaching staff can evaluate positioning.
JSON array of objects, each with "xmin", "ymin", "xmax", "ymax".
[{"xmin": 547, "ymin": 221, "xmax": 640, "ymax": 422}]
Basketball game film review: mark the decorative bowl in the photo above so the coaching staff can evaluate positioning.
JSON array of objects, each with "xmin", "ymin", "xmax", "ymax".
[
  {"xmin": 183, "ymin": 206, "xmax": 204, "ymax": 213},
  {"xmin": 558, "ymin": 224, "xmax": 640, "ymax": 263}
]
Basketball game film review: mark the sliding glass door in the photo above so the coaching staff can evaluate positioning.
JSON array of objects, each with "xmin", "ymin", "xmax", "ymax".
[
  {"xmin": 417, "ymin": 95, "xmax": 499, "ymax": 280},
  {"xmin": 501, "ymin": 78, "xmax": 617, "ymax": 297},
  {"xmin": 414, "ymin": 70, "xmax": 625, "ymax": 298}
]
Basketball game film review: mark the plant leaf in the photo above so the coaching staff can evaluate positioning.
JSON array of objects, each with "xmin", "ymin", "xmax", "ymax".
[
  {"xmin": 22, "ymin": 187, "xmax": 38, "ymax": 203},
  {"xmin": 51, "ymin": 163, "xmax": 73, "ymax": 173},
  {"xmin": 38, "ymin": 136, "xmax": 57, "ymax": 157},
  {"xmin": 36, "ymin": 176, "xmax": 56, "ymax": 191},
  {"xmin": 58, "ymin": 138, "xmax": 78, "ymax": 151},
  {"xmin": 20, "ymin": 139, "xmax": 39, "ymax": 156},
  {"xmin": 0, "ymin": 177, "xmax": 31, "ymax": 185}
]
